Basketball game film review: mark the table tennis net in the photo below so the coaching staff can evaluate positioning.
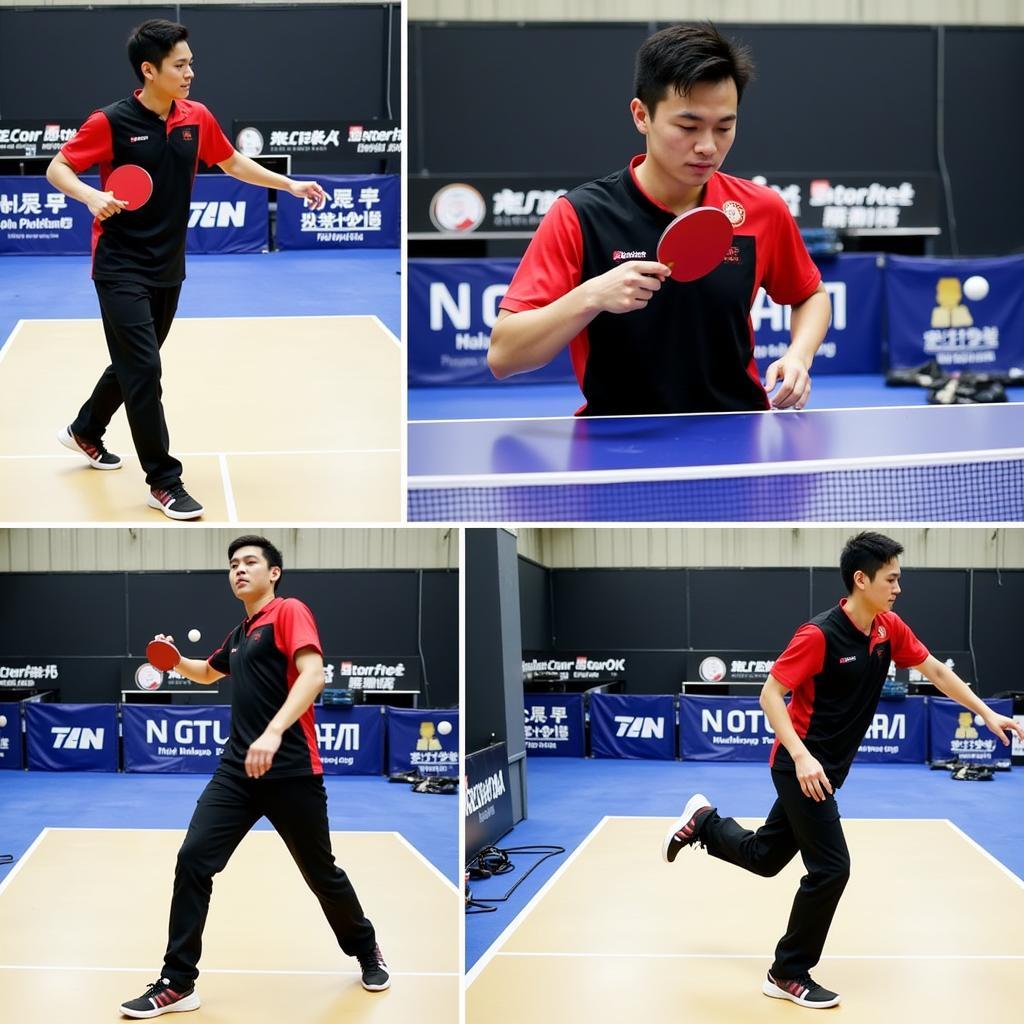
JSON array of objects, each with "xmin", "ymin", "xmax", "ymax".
[{"xmin": 409, "ymin": 458, "xmax": 1024, "ymax": 522}]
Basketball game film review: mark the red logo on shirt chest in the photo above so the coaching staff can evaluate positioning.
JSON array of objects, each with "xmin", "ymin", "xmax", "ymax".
[
  {"xmin": 876, "ymin": 625, "xmax": 887, "ymax": 640},
  {"xmin": 182, "ymin": 129, "xmax": 193, "ymax": 141},
  {"xmin": 249, "ymin": 629, "xmax": 263, "ymax": 644}
]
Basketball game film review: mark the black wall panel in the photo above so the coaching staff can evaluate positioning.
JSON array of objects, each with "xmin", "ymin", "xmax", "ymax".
[
  {"xmin": 969, "ymin": 570, "xmax": 1024, "ymax": 695},
  {"xmin": 0, "ymin": 5, "xmax": 400, "ymax": 130},
  {"xmin": 552, "ymin": 568, "xmax": 687, "ymax": 650},
  {"xmin": 689, "ymin": 568, "xmax": 810, "ymax": 650},
  {"xmin": 420, "ymin": 569, "xmax": 459, "ymax": 708},
  {"xmin": 518, "ymin": 557, "xmax": 551, "ymax": 650},
  {"xmin": 0, "ymin": 572, "xmax": 126, "ymax": 656}
]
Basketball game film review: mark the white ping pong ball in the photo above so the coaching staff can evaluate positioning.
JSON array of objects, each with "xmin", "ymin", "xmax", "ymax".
[
  {"xmin": 188, "ymin": 628, "xmax": 201, "ymax": 643},
  {"xmin": 963, "ymin": 276, "xmax": 989, "ymax": 301},
  {"xmin": 0, "ymin": 715, "xmax": 7, "ymax": 728},
  {"xmin": 437, "ymin": 720, "xmax": 452, "ymax": 736}
]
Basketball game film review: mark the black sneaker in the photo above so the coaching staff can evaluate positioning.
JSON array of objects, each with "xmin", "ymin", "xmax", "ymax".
[
  {"xmin": 148, "ymin": 483, "xmax": 204, "ymax": 521},
  {"xmin": 763, "ymin": 970, "xmax": 840, "ymax": 1008},
  {"xmin": 119, "ymin": 977, "xmax": 200, "ymax": 1018},
  {"xmin": 661, "ymin": 792, "xmax": 713, "ymax": 863},
  {"xmin": 358, "ymin": 943, "xmax": 391, "ymax": 991},
  {"xmin": 58, "ymin": 425, "xmax": 121, "ymax": 469}
]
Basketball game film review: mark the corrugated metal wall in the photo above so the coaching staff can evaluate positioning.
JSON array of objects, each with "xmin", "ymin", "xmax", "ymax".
[
  {"xmin": 409, "ymin": 1, "xmax": 1022, "ymax": 25},
  {"xmin": 0, "ymin": 528, "xmax": 458, "ymax": 571},
  {"xmin": 519, "ymin": 528, "xmax": 1024, "ymax": 569}
]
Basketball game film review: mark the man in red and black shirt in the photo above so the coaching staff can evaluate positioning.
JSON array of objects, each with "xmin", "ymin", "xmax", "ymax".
[
  {"xmin": 662, "ymin": 532, "xmax": 1024, "ymax": 1009},
  {"xmin": 46, "ymin": 20, "xmax": 326, "ymax": 520},
  {"xmin": 119, "ymin": 535, "xmax": 388, "ymax": 1019},
  {"xmin": 488, "ymin": 23, "xmax": 831, "ymax": 416}
]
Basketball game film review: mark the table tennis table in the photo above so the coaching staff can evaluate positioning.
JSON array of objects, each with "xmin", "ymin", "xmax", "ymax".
[{"xmin": 407, "ymin": 403, "xmax": 1024, "ymax": 522}]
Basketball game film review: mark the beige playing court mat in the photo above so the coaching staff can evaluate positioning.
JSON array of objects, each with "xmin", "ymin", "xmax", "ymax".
[
  {"xmin": 0, "ymin": 317, "xmax": 401, "ymax": 522},
  {"xmin": 0, "ymin": 827, "xmax": 458, "ymax": 1022},
  {"xmin": 468, "ymin": 816, "xmax": 1023, "ymax": 1021}
]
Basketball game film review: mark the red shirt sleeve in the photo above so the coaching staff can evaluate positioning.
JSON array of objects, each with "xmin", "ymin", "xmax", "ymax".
[
  {"xmin": 60, "ymin": 111, "xmax": 112, "ymax": 173},
  {"xmin": 886, "ymin": 613, "xmax": 930, "ymax": 668},
  {"xmin": 275, "ymin": 599, "xmax": 323, "ymax": 666},
  {"xmin": 207, "ymin": 629, "xmax": 235, "ymax": 676},
  {"xmin": 771, "ymin": 623, "xmax": 826, "ymax": 691},
  {"xmin": 760, "ymin": 189, "xmax": 821, "ymax": 306},
  {"xmin": 196, "ymin": 104, "xmax": 234, "ymax": 167},
  {"xmin": 500, "ymin": 196, "xmax": 584, "ymax": 313}
]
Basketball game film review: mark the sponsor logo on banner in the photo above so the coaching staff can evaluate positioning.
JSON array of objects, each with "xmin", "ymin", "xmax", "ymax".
[
  {"xmin": 522, "ymin": 654, "xmax": 626, "ymax": 679},
  {"xmin": 613, "ymin": 715, "xmax": 665, "ymax": 739},
  {"xmin": 0, "ymin": 121, "xmax": 77, "ymax": 157},
  {"xmin": 144, "ymin": 717, "xmax": 228, "ymax": 758},
  {"xmin": 524, "ymin": 703, "xmax": 570, "ymax": 747},
  {"xmin": 699, "ymin": 657, "xmax": 727, "ymax": 682},
  {"xmin": 187, "ymin": 201, "xmax": 247, "ymax": 229},
  {"xmin": 236, "ymin": 126, "xmax": 265, "ymax": 156},
  {"xmin": 466, "ymin": 769, "xmax": 506, "ymax": 818},
  {"xmin": 0, "ymin": 663, "xmax": 60, "ymax": 685},
  {"xmin": 465, "ymin": 742, "xmax": 514, "ymax": 855},
  {"xmin": 700, "ymin": 705, "xmax": 775, "ymax": 747},
  {"xmin": 135, "ymin": 664, "xmax": 163, "ymax": 691},
  {"xmin": 51, "ymin": 726, "xmax": 104, "ymax": 750},
  {"xmin": 335, "ymin": 658, "xmax": 414, "ymax": 692},
  {"xmin": 921, "ymin": 277, "xmax": 1000, "ymax": 366},
  {"xmin": 430, "ymin": 183, "xmax": 487, "ymax": 233},
  {"xmin": 751, "ymin": 281, "xmax": 846, "ymax": 364},
  {"xmin": 0, "ymin": 188, "xmax": 73, "ymax": 242},
  {"xmin": 491, "ymin": 186, "xmax": 566, "ymax": 229}
]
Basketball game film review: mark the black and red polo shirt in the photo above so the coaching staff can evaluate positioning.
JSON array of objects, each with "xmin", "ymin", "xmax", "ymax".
[
  {"xmin": 499, "ymin": 155, "xmax": 821, "ymax": 415},
  {"xmin": 208, "ymin": 596, "xmax": 324, "ymax": 779},
  {"xmin": 60, "ymin": 91, "xmax": 234, "ymax": 286},
  {"xmin": 768, "ymin": 599, "xmax": 929, "ymax": 786}
]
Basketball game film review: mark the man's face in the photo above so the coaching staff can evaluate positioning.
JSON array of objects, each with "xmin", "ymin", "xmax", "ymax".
[
  {"xmin": 856, "ymin": 558, "xmax": 902, "ymax": 614},
  {"xmin": 143, "ymin": 41, "xmax": 194, "ymax": 98},
  {"xmin": 228, "ymin": 546, "xmax": 280, "ymax": 601},
  {"xmin": 632, "ymin": 78, "xmax": 738, "ymax": 189}
]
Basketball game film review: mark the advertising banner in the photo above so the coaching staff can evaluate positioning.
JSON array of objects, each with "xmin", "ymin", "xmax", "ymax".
[
  {"xmin": 386, "ymin": 707, "xmax": 459, "ymax": 777},
  {"xmin": 25, "ymin": 703, "xmax": 118, "ymax": 772},
  {"xmin": 232, "ymin": 120, "xmax": 401, "ymax": 166},
  {"xmin": 928, "ymin": 697, "xmax": 1013, "ymax": 764},
  {"xmin": 123, "ymin": 705, "xmax": 230, "ymax": 773},
  {"xmin": 0, "ymin": 174, "xmax": 91, "ymax": 254},
  {"xmin": 465, "ymin": 741, "xmax": 514, "ymax": 858},
  {"xmin": 0, "ymin": 120, "xmax": 79, "ymax": 158},
  {"xmin": 315, "ymin": 706, "xmax": 383, "ymax": 775},
  {"xmin": 186, "ymin": 175, "xmax": 267, "ymax": 254},
  {"xmin": 887, "ymin": 255, "xmax": 1024, "ymax": 372},
  {"xmin": 276, "ymin": 174, "xmax": 399, "ymax": 250},
  {"xmin": 326, "ymin": 656, "xmax": 421, "ymax": 694},
  {"xmin": 854, "ymin": 696, "xmax": 928, "ymax": 763},
  {"xmin": 752, "ymin": 253, "xmax": 883, "ymax": 375},
  {"xmin": 522, "ymin": 652, "xmax": 628, "ymax": 683},
  {"xmin": 679, "ymin": 696, "xmax": 774, "ymax": 761},
  {"xmin": 523, "ymin": 693, "xmax": 585, "ymax": 757},
  {"xmin": 590, "ymin": 693, "xmax": 675, "ymax": 761},
  {"xmin": 0, "ymin": 709, "xmax": 22, "ymax": 769},
  {"xmin": 408, "ymin": 259, "xmax": 574, "ymax": 386}
]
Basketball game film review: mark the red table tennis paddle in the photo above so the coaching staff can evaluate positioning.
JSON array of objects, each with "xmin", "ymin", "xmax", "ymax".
[
  {"xmin": 657, "ymin": 206, "xmax": 733, "ymax": 282},
  {"xmin": 146, "ymin": 638, "xmax": 180, "ymax": 671},
  {"xmin": 106, "ymin": 164, "xmax": 153, "ymax": 211}
]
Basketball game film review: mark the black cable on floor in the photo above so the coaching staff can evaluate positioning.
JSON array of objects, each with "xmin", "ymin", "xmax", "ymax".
[{"xmin": 464, "ymin": 844, "xmax": 566, "ymax": 907}]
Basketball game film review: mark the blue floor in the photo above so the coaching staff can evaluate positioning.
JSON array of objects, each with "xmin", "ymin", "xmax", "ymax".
[
  {"xmin": 466, "ymin": 758, "xmax": 1024, "ymax": 969},
  {"xmin": 0, "ymin": 771, "xmax": 457, "ymax": 887},
  {"xmin": 409, "ymin": 376, "xmax": 1023, "ymax": 420},
  {"xmin": 0, "ymin": 250, "xmax": 401, "ymax": 346}
]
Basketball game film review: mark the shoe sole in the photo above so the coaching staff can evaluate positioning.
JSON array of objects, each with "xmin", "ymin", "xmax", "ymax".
[
  {"xmin": 662, "ymin": 793, "xmax": 710, "ymax": 864},
  {"xmin": 762, "ymin": 979, "xmax": 840, "ymax": 1009},
  {"xmin": 119, "ymin": 991, "xmax": 201, "ymax": 1018},
  {"xmin": 57, "ymin": 427, "xmax": 121, "ymax": 470},
  {"xmin": 361, "ymin": 978, "xmax": 391, "ymax": 992},
  {"xmin": 147, "ymin": 495, "xmax": 204, "ymax": 521}
]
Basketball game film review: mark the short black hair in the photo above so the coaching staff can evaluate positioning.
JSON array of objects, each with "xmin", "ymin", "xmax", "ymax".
[
  {"xmin": 634, "ymin": 22, "xmax": 755, "ymax": 115},
  {"xmin": 840, "ymin": 532, "xmax": 904, "ymax": 592},
  {"xmin": 127, "ymin": 19, "xmax": 189, "ymax": 85},
  {"xmin": 228, "ymin": 535, "xmax": 283, "ymax": 592}
]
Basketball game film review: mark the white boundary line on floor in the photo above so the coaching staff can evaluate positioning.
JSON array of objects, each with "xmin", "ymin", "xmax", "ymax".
[
  {"xmin": 218, "ymin": 453, "xmax": 238, "ymax": 523},
  {"xmin": 465, "ymin": 816, "xmax": 611, "ymax": 988},
  {"xmin": 0, "ymin": 319, "xmax": 26, "ymax": 368},
  {"xmin": 390, "ymin": 831, "xmax": 460, "ymax": 896},
  {"xmin": 0, "ymin": 827, "xmax": 49, "ymax": 899},
  {"xmin": 944, "ymin": 818, "xmax": 1024, "ymax": 889},
  {"xmin": 0, "ymin": 448, "xmax": 400, "ymax": 460},
  {"xmin": 0, "ymin": 964, "xmax": 458, "ymax": 977},
  {"xmin": 494, "ymin": 951, "xmax": 1024, "ymax": 961}
]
